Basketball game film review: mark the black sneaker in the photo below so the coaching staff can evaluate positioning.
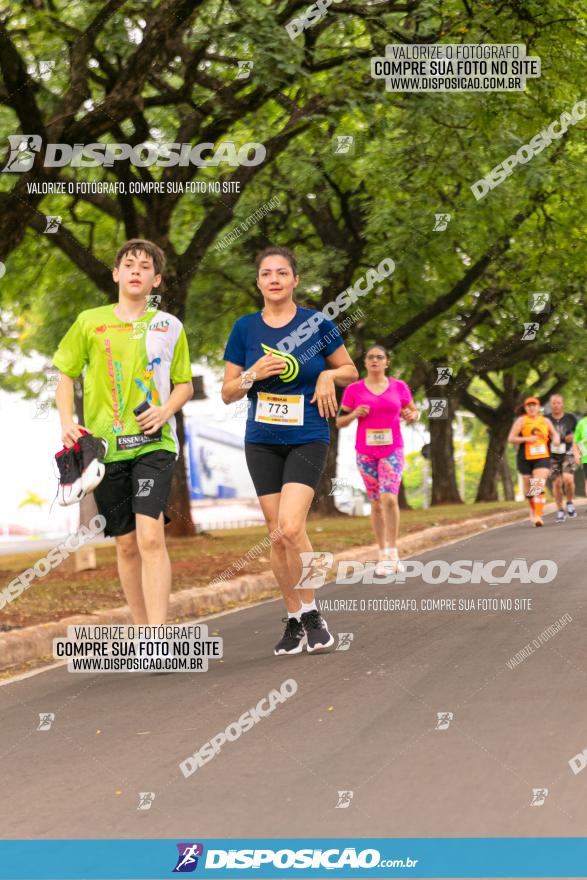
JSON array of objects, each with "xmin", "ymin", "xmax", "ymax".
[
  {"xmin": 77, "ymin": 432, "xmax": 107, "ymax": 493},
  {"xmin": 55, "ymin": 446, "xmax": 84, "ymax": 506},
  {"xmin": 301, "ymin": 609, "xmax": 335, "ymax": 654},
  {"xmin": 274, "ymin": 617, "xmax": 306, "ymax": 656}
]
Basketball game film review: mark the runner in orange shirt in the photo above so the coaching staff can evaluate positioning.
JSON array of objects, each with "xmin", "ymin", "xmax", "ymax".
[{"xmin": 508, "ymin": 397, "xmax": 560, "ymax": 527}]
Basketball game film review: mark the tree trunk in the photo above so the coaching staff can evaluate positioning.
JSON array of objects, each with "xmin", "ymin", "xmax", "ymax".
[
  {"xmin": 166, "ymin": 408, "xmax": 196, "ymax": 537},
  {"xmin": 475, "ymin": 428, "xmax": 505, "ymax": 501},
  {"xmin": 430, "ymin": 398, "xmax": 463, "ymax": 505},
  {"xmin": 499, "ymin": 455, "xmax": 515, "ymax": 501},
  {"xmin": 311, "ymin": 420, "xmax": 340, "ymax": 516},
  {"xmin": 398, "ymin": 481, "xmax": 411, "ymax": 510},
  {"xmin": 475, "ymin": 415, "xmax": 513, "ymax": 501}
]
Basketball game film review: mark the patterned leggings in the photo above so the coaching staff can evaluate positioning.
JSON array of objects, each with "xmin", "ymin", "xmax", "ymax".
[{"xmin": 356, "ymin": 450, "xmax": 405, "ymax": 501}]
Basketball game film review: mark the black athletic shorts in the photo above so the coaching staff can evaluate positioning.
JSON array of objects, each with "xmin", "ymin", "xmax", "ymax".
[
  {"xmin": 93, "ymin": 449, "xmax": 176, "ymax": 537},
  {"xmin": 516, "ymin": 451, "xmax": 551, "ymax": 476},
  {"xmin": 550, "ymin": 455, "xmax": 576, "ymax": 479},
  {"xmin": 245, "ymin": 442, "xmax": 328, "ymax": 496}
]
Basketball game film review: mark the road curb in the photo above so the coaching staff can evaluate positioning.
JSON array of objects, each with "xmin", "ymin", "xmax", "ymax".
[{"xmin": 0, "ymin": 504, "xmax": 553, "ymax": 671}]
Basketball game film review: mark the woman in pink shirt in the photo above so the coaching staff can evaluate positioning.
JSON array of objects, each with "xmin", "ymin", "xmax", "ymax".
[{"xmin": 336, "ymin": 346, "xmax": 419, "ymax": 573}]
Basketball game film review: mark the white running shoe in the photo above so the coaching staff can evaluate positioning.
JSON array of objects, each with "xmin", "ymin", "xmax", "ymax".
[{"xmin": 375, "ymin": 549, "xmax": 404, "ymax": 576}]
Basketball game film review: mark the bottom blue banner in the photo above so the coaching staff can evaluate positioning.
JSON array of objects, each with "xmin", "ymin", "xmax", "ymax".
[{"xmin": 2, "ymin": 838, "xmax": 587, "ymax": 879}]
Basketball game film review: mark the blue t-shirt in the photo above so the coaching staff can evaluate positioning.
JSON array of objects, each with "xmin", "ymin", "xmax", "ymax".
[{"xmin": 223, "ymin": 307, "xmax": 343, "ymax": 444}]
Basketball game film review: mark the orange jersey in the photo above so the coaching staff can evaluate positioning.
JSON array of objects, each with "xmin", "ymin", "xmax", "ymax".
[{"xmin": 521, "ymin": 414, "xmax": 550, "ymax": 460}]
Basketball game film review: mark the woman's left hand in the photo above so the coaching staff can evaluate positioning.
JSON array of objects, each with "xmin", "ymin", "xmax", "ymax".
[
  {"xmin": 401, "ymin": 406, "xmax": 419, "ymax": 424},
  {"xmin": 311, "ymin": 371, "xmax": 338, "ymax": 418}
]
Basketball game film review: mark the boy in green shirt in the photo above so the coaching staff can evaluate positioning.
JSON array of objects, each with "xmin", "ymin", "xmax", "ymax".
[{"xmin": 53, "ymin": 239, "xmax": 193, "ymax": 625}]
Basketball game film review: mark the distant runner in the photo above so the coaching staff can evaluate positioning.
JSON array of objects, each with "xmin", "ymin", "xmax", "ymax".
[
  {"xmin": 547, "ymin": 394, "xmax": 577, "ymax": 522},
  {"xmin": 336, "ymin": 345, "xmax": 418, "ymax": 573},
  {"xmin": 508, "ymin": 397, "xmax": 560, "ymax": 527}
]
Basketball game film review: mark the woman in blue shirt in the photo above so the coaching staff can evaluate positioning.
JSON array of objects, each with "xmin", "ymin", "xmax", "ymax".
[{"xmin": 222, "ymin": 246, "xmax": 358, "ymax": 656}]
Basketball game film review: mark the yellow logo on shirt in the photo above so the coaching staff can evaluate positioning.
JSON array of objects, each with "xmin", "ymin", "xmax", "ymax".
[{"xmin": 260, "ymin": 344, "xmax": 299, "ymax": 383}]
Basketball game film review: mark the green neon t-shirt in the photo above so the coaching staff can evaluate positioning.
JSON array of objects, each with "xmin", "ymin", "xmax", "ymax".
[
  {"xmin": 574, "ymin": 416, "xmax": 587, "ymax": 463},
  {"xmin": 53, "ymin": 304, "xmax": 192, "ymax": 462}
]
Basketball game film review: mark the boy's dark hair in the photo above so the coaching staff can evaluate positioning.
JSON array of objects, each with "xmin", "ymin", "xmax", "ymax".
[
  {"xmin": 255, "ymin": 246, "xmax": 298, "ymax": 276},
  {"xmin": 115, "ymin": 239, "xmax": 166, "ymax": 276}
]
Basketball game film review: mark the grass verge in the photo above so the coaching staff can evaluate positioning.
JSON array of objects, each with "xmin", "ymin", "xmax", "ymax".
[{"xmin": 0, "ymin": 501, "xmax": 521, "ymax": 630}]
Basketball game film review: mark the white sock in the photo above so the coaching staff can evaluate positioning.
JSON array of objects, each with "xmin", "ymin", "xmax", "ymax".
[
  {"xmin": 300, "ymin": 600, "xmax": 317, "ymax": 614},
  {"xmin": 288, "ymin": 609, "xmax": 301, "ymax": 620}
]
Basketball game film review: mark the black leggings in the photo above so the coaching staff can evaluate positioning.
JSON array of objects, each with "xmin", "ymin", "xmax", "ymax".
[{"xmin": 245, "ymin": 442, "xmax": 328, "ymax": 496}]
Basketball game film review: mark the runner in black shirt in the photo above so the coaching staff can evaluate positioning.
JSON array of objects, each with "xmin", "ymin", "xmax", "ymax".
[{"xmin": 548, "ymin": 394, "xmax": 577, "ymax": 522}]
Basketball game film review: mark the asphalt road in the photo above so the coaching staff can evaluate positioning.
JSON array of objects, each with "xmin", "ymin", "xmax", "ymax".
[{"xmin": 2, "ymin": 511, "xmax": 587, "ymax": 841}]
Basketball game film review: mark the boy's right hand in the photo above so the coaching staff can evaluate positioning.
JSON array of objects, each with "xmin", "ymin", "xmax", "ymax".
[{"xmin": 61, "ymin": 422, "xmax": 85, "ymax": 448}]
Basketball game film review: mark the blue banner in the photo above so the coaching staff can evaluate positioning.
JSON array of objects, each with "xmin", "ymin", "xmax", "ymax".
[{"xmin": 1, "ymin": 838, "xmax": 587, "ymax": 879}]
